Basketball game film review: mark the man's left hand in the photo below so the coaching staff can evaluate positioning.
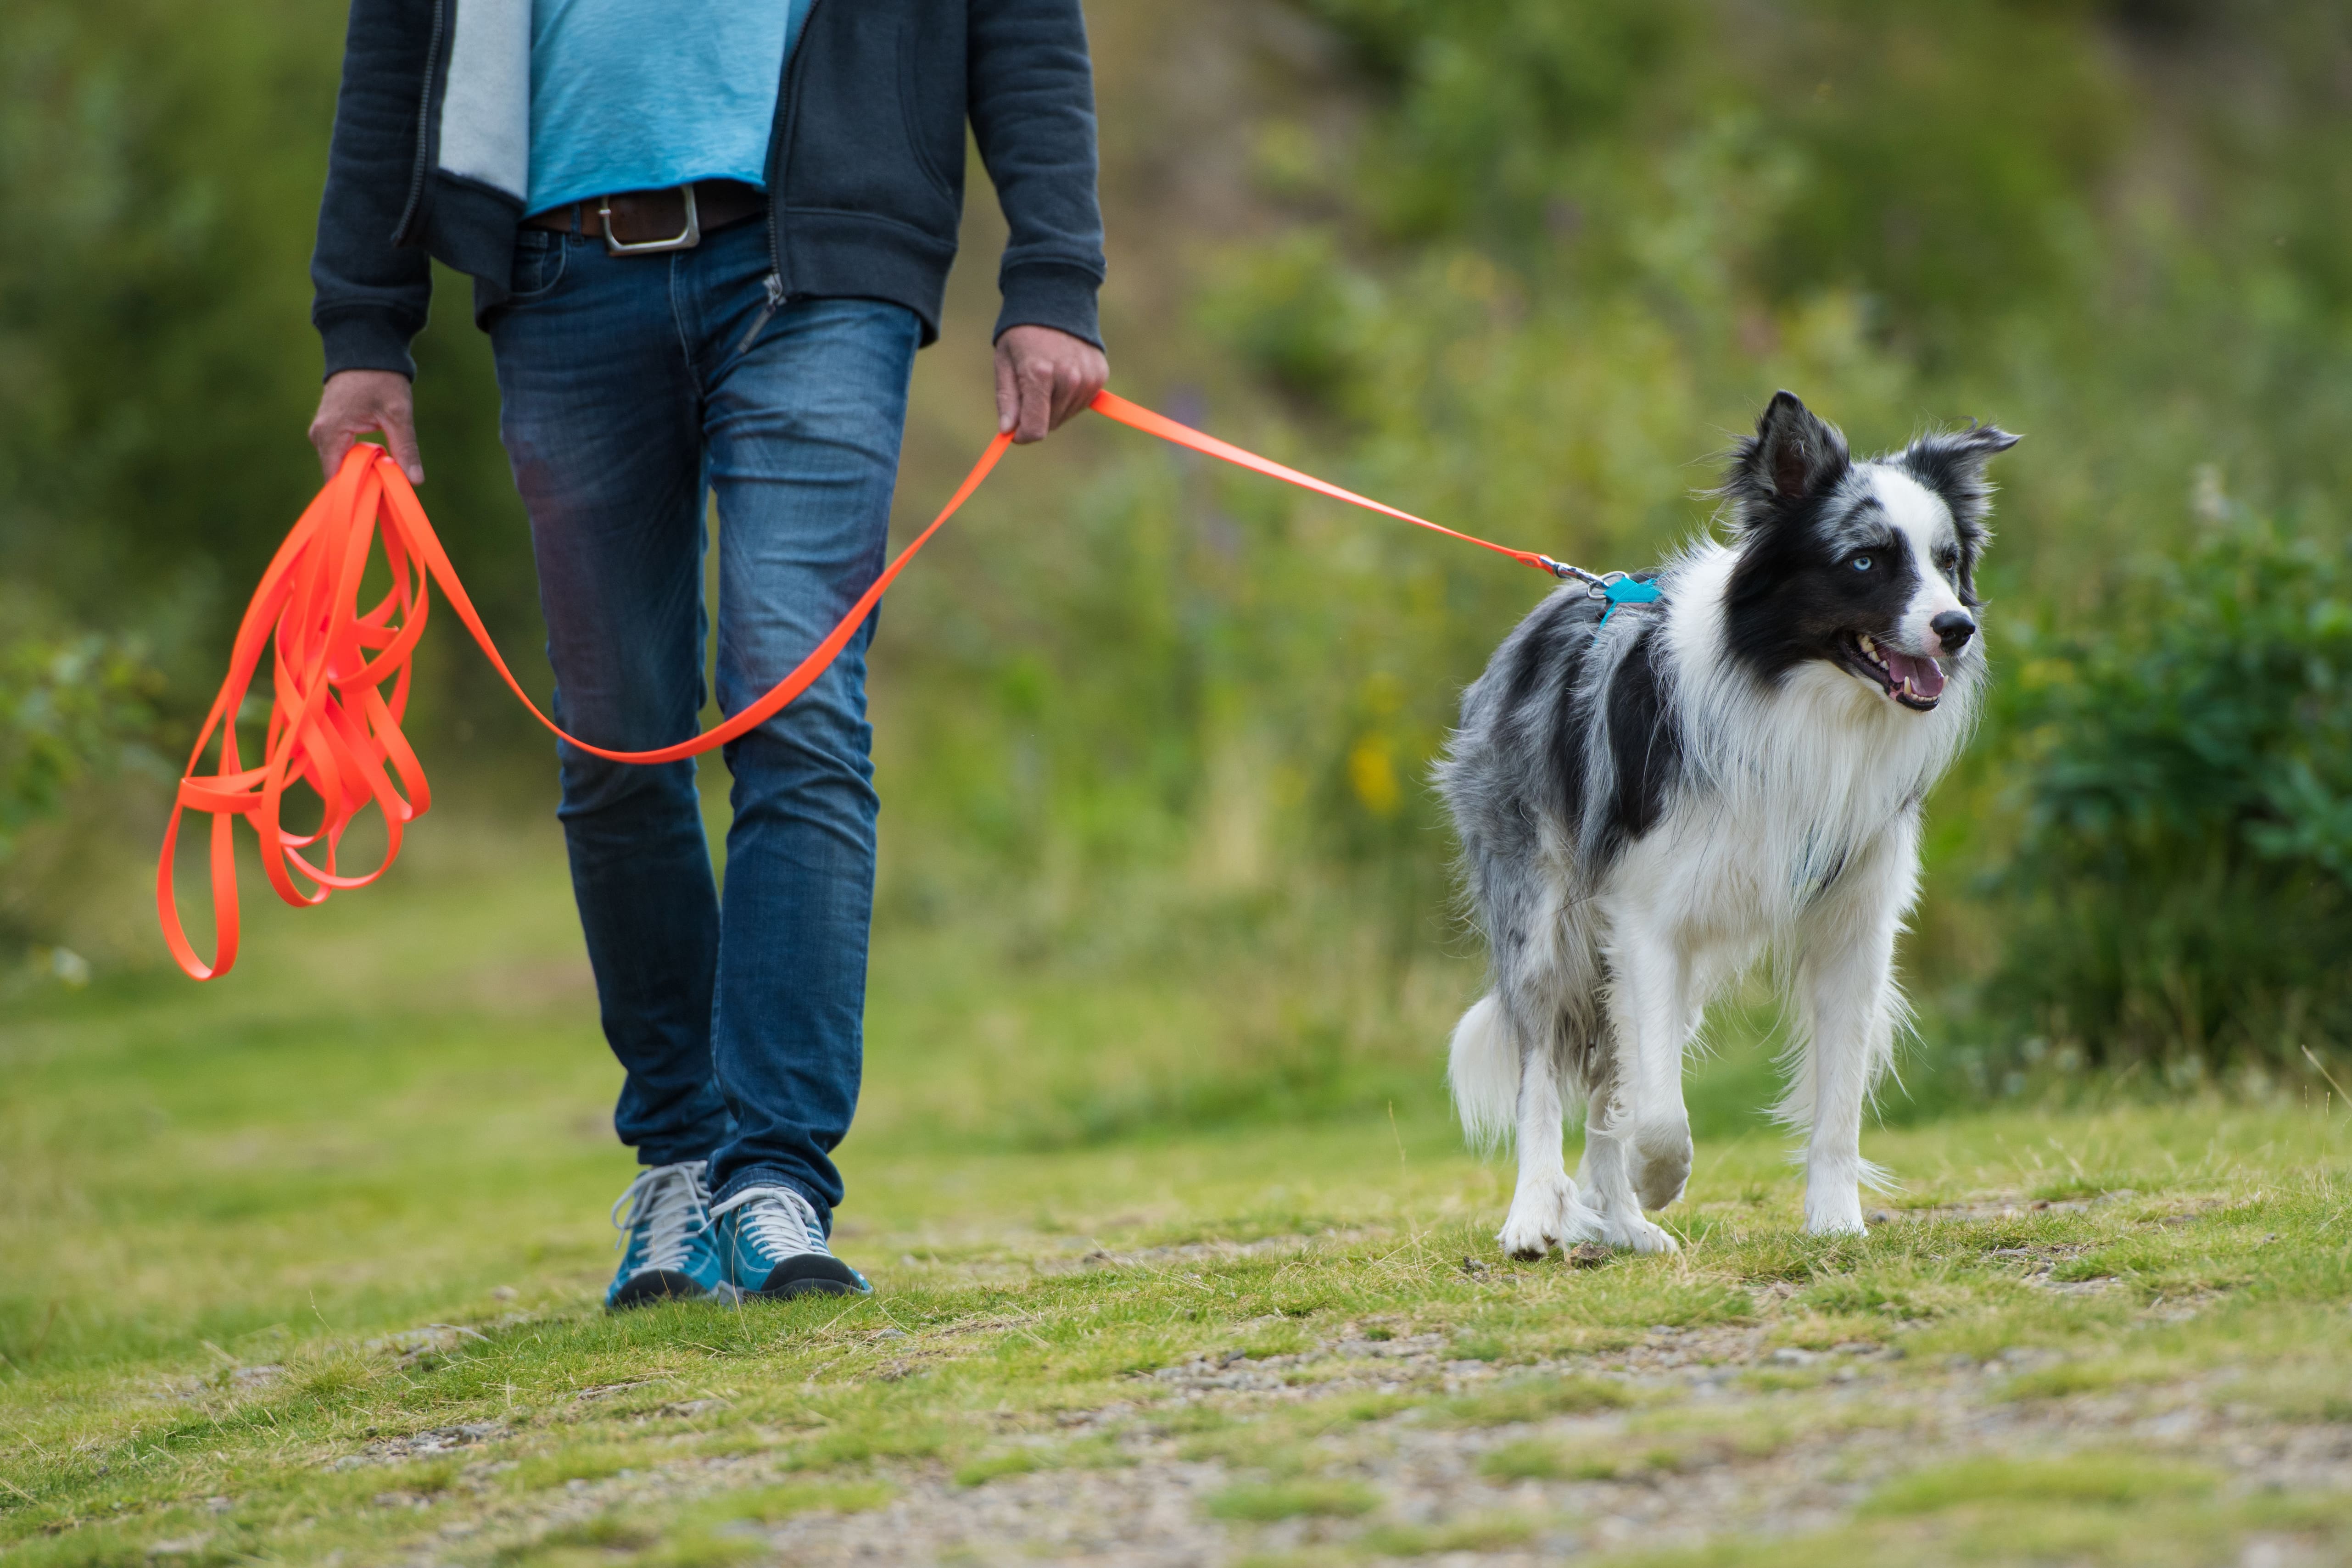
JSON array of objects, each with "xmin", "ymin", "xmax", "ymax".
[{"xmin": 995, "ymin": 325, "xmax": 1108, "ymax": 444}]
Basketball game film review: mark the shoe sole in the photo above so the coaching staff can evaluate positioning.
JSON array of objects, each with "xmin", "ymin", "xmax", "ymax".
[
  {"xmin": 606, "ymin": 1270, "xmax": 723, "ymax": 1311},
  {"xmin": 743, "ymin": 1256, "xmax": 871, "ymax": 1299},
  {"xmin": 743, "ymin": 1278, "xmax": 867, "ymax": 1300}
]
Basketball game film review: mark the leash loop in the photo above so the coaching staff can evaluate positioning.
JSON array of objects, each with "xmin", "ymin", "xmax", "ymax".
[{"xmin": 158, "ymin": 391, "xmax": 1613, "ymax": 979}]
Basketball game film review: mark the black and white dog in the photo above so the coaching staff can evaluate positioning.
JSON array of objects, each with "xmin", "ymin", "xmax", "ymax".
[{"xmin": 1436, "ymin": 391, "xmax": 2017, "ymax": 1256}]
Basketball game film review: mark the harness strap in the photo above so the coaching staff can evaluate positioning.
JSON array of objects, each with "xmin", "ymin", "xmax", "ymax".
[{"xmin": 1600, "ymin": 575, "xmax": 1663, "ymax": 623}]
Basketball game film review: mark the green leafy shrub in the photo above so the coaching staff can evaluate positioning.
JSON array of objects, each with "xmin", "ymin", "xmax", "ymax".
[
  {"xmin": 0, "ymin": 622, "xmax": 157, "ymax": 859},
  {"xmin": 1982, "ymin": 510, "xmax": 2352, "ymax": 1071}
]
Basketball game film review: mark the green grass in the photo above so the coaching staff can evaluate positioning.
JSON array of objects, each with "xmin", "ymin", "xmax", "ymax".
[
  {"xmin": 1205, "ymin": 1479, "xmax": 1381, "ymax": 1521},
  {"xmin": 8, "ymin": 820, "xmax": 2352, "ymax": 1566},
  {"xmin": 1437, "ymin": 1375, "xmax": 1634, "ymax": 1426},
  {"xmin": 950, "ymin": 1449, "xmax": 1044, "ymax": 1487},
  {"xmin": 703, "ymin": 1480, "xmax": 895, "ymax": 1522},
  {"xmin": 1477, "ymin": 1439, "xmax": 1576, "ymax": 1482},
  {"xmin": 1361, "ymin": 1513, "xmax": 1544, "ymax": 1553},
  {"xmin": 1860, "ymin": 1453, "xmax": 2220, "ymax": 1516}
]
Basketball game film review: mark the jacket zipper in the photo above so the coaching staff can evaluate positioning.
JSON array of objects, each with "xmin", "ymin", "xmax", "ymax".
[
  {"xmin": 735, "ymin": 272, "xmax": 787, "ymax": 355},
  {"xmin": 763, "ymin": 0, "xmax": 823, "ymax": 296},
  {"xmin": 394, "ymin": 0, "xmax": 450, "ymax": 244}
]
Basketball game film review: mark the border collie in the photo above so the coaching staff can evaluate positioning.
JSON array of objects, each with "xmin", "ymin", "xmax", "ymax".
[{"xmin": 1436, "ymin": 391, "xmax": 2017, "ymax": 1255}]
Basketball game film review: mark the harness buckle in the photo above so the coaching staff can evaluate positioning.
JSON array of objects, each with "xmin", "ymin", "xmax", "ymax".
[
  {"xmin": 1598, "ymin": 574, "xmax": 1663, "ymax": 624},
  {"xmin": 600, "ymin": 184, "xmax": 701, "ymax": 255}
]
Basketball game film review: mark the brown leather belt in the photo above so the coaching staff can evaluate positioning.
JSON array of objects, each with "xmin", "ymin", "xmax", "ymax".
[{"xmin": 523, "ymin": 179, "xmax": 765, "ymax": 253}]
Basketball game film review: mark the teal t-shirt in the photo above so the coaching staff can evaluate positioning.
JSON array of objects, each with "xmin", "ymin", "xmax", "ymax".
[{"xmin": 525, "ymin": 0, "xmax": 812, "ymax": 217}]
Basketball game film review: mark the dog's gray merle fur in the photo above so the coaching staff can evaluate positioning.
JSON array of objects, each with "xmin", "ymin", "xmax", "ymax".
[{"xmin": 1436, "ymin": 391, "xmax": 2018, "ymax": 1255}]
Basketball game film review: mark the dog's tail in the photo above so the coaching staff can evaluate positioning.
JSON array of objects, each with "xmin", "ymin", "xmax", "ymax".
[{"xmin": 1447, "ymin": 993, "xmax": 1520, "ymax": 1153}]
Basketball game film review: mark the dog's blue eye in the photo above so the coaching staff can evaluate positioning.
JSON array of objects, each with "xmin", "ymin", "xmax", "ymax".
[{"xmin": 1850, "ymin": 555, "xmax": 1873, "ymax": 572}]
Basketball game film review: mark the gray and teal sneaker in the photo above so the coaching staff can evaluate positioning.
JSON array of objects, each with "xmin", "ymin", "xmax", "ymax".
[
  {"xmin": 605, "ymin": 1161, "xmax": 727, "ymax": 1310},
  {"xmin": 711, "ymin": 1186, "xmax": 870, "ymax": 1299}
]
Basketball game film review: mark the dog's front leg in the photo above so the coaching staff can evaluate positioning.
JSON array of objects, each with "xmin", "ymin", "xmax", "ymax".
[
  {"xmin": 1582, "ymin": 920, "xmax": 1691, "ymax": 1254},
  {"xmin": 1790, "ymin": 826, "xmax": 1916, "ymax": 1236},
  {"xmin": 1498, "ymin": 1046, "xmax": 1603, "ymax": 1258}
]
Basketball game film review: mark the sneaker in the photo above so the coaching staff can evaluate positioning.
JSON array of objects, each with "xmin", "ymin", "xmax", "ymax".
[
  {"xmin": 605, "ymin": 1161, "xmax": 727, "ymax": 1310},
  {"xmin": 711, "ymin": 1186, "xmax": 871, "ymax": 1299}
]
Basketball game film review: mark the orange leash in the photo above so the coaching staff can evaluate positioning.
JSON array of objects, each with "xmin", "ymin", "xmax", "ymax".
[
  {"xmin": 1087, "ymin": 391, "xmax": 1569, "ymax": 575},
  {"xmin": 158, "ymin": 390, "xmax": 1558, "ymax": 980}
]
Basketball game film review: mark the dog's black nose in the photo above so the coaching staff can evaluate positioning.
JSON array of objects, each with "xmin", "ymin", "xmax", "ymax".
[{"xmin": 1931, "ymin": 611, "xmax": 1976, "ymax": 651}]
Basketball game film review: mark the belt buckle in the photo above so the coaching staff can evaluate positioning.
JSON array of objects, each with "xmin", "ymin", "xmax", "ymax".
[{"xmin": 599, "ymin": 185, "xmax": 700, "ymax": 255}]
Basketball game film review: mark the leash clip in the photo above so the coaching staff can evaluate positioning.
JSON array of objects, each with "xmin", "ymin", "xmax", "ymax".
[
  {"xmin": 1536, "ymin": 556, "xmax": 1655, "ymax": 609},
  {"xmin": 1538, "ymin": 555, "xmax": 1607, "ymax": 588}
]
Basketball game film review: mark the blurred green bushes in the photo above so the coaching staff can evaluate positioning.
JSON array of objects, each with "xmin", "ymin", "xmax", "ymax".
[
  {"xmin": 879, "ymin": 0, "xmax": 2352, "ymax": 1081},
  {"xmin": 0, "ymin": 0, "xmax": 537, "ymax": 758},
  {"xmin": 5, "ymin": 0, "xmax": 2351, "ymax": 1086},
  {"xmin": 1983, "ymin": 502, "xmax": 2352, "ymax": 1073},
  {"xmin": 0, "ymin": 611, "xmax": 157, "ymax": 863}
]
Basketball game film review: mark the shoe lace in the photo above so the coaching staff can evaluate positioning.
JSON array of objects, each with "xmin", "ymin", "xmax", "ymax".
[
  {"xmin": 610, "ymin": 1161, "xmax": 711, "ymax": 1271},
  {"xmin": 709, "ymin": 1185, "xmax": 823, "ymax": 1259}
]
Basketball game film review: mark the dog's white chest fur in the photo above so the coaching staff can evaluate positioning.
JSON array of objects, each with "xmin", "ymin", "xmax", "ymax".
[{"xmin": 1620, "ymin": 543, "xmax": 1975, "ymax": 956}]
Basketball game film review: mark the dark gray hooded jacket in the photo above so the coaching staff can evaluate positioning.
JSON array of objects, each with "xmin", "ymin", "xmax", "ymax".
[{"xmin": 311, "ymin": 0, "xmax": 1106, "ymax": 378}]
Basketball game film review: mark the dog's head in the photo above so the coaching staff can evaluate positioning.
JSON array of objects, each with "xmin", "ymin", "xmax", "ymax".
[{"xmin": 1718, "ymin": 391, "xmax": 2019, "ymax": 713}]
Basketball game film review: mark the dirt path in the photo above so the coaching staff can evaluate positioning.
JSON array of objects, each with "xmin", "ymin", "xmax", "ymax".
[{"xmin": 344, "ymin": 1307, "xmax": 2352, "ymax": 1567}]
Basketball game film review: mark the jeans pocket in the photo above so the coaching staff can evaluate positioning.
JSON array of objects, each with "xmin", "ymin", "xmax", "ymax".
[{"xmin": 508, "ymin": 229, "xmax": 570, "ymax": 302}]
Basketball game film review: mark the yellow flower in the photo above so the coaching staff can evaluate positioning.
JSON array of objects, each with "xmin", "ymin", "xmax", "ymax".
[{"xmin": 1348, "ymin": 734, "xmax": 1401, "ymax": 817}]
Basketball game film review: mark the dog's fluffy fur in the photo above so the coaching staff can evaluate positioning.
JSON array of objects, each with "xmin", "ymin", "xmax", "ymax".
[{"xmin": 1436, "ymin": 391, "xmax": 2018, "ymax": 1255}]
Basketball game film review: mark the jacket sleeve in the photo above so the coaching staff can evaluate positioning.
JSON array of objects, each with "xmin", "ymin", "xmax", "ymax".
[
  {"xmin": 967, "ymin": 0, "xmax": 1107, "ymax": 349},
  {"xmin": 310, "ymin": 0, "xmax": 439, "ymax": 380}
]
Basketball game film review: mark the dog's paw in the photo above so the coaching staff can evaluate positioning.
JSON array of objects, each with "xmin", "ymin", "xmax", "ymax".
[
  {"xmin": 1803, "ymin": 1204, "xmax": 1867, "ymax": 1239},
  {"xmin": 1497, "ymin": 1180, "xmax": 1565, "ymax": 1259},
  {"xmin": 1603, "ymin": 1211, "xmax": 1682, "ymax": 1254},
  {"xmin": 1496, "ymin": 1212, "xmax": 1554, "ymax": 1261},
  {"xmin": 1497, "ymin": 1172, "xmax": 1602, "ymax": 1259},
  {"xmin": 1803, "ymin": 1184, "xmax": 1867, "ymax": 1235}
]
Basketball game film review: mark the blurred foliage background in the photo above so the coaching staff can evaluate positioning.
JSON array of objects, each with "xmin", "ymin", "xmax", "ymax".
[{"xmin": 3, "ymin": 0, "xmax": 2350, "ymax": 1118}]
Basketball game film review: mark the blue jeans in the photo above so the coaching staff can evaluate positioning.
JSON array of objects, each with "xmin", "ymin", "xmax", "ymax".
[{"xmin": 489, "ymin": 219, "xmax": 918, "ymax": 1231}]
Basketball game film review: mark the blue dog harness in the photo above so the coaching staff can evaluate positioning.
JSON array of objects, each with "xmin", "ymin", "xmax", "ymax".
[
  {"xmin": 1598, "ymin": 574, "xmax": 1664, "ymax": 624},
  {"xmin": 1537, "ymin": 558, "xmax": 1664, "ymax": 625}
]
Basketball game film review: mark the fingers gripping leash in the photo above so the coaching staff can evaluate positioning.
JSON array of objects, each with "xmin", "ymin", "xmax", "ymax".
[{"xmin": 158, "ymin": 391, "xmax": 1627, "ymax": 980}]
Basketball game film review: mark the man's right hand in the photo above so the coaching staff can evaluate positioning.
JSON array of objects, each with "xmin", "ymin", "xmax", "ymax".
[{"xmin": 309, "ymin": 369, "xmax": 425, "ymax": 484}]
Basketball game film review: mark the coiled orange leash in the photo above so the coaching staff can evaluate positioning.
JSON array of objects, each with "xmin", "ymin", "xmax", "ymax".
[{"xmin": 159, "ymin": 390, "xmax": 1566, "ymax": 980}]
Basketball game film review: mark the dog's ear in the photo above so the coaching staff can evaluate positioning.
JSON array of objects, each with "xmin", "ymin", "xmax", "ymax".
[
  {"xmin": 1726, "ymin": 391, "xmax": 1850, "ymax": 514},
  {"xmin": 1898, "ymin": 422, "xmax": 2021, "ymax": 536}
]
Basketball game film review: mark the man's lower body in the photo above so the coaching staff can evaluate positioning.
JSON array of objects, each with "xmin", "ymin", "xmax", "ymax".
[{"xmin": 489, "ymin": 216, "xmax": 917, "ymax": 1305}]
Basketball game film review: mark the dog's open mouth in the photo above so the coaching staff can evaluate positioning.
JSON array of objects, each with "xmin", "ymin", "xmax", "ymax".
[{"xmin": 1844, "ymin": 633, "xmax": 1947, "ymax": 711}]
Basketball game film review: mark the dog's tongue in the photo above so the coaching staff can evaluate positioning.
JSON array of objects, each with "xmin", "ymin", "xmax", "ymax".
[{"xmin": 1885, "ymin": 650, "xmax": 1947, "ymax": 700}]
